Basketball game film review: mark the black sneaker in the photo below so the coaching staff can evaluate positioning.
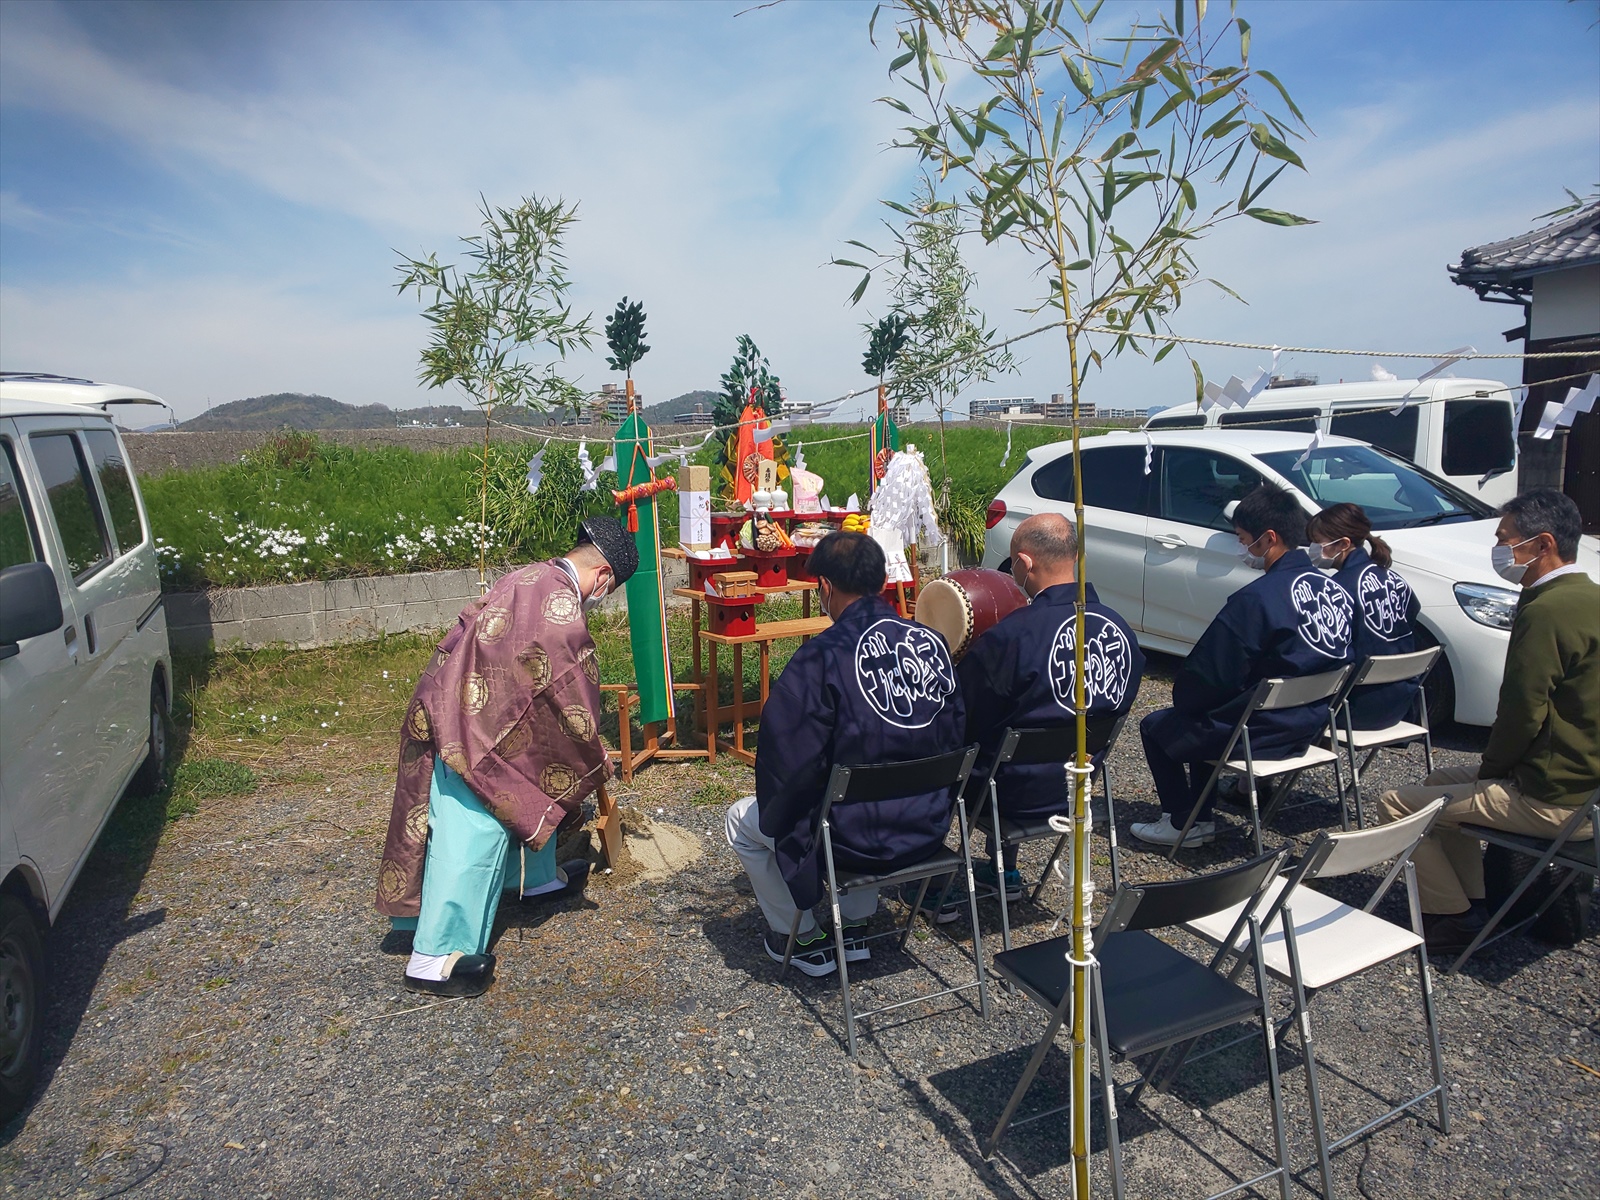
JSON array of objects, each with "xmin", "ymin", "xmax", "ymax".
[
  {"xmin": 1423, "ymin": 909, "xmax": 1488, "ymax": 955},
  {"xmin": 840, "ymin": 920, "xmax": 872, "ymax": 963},
  {"xmin": 899, "ymin": 878, "xmax": 965, "ymax": 925},
  {"xmin": 766, "ymin": 927, "xmax": 839, "ymax": 977}
]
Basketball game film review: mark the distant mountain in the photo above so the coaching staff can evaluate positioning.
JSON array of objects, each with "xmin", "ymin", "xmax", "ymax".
[
  {"xmin": 179, "ymin": 389, "xmax": 723, "ymax": 432},
  {"xmin": 642, "ymin": 390, "xmax": 719, "ymax": 425}
]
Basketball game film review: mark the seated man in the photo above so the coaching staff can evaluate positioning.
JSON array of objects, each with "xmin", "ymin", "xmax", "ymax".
[
  {"xmin": 1378, "ymin": 489, "xmax": 1598, "ymax": 954},
  {"xmin": 1132, "ymin": 483, "xmax": 1354, "ymax": 847},
  {"xmin": 374, "ymin": 517, "xmax": 636, "ymax": 997},
  {"xmin": 959, "ymin": 513, "xmax": 1144, "ymax": 898},
  {"xmin": 725, "ymin": 531, "xmax": 966, "ymax": 977}
]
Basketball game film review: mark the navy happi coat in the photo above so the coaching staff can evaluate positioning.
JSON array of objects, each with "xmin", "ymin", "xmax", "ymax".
[
  {"xmin": 959, "ymin": 582, "xmax": 1144, "ymax": 820},
  {"xmin": 1173, "ymin": 548, "xmax": 1354, "ymax": 755},
  {"xmin": 756, "ymin": 595, "xmax": 966, "ymax": 909},
  {"xmin": 1330, "ymin": 547, "xmax": 1422, "ymax": 729}
]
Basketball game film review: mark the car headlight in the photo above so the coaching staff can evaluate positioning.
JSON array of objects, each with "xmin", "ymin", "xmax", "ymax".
[{"xmin": 1454, "ymin": 582, "xmax": 1518, "ymax": 630}]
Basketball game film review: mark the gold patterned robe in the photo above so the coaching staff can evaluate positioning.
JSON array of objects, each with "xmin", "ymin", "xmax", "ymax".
[{"xmin": 375, "ymin": 561, "xmax": 609, "ymax": 918}]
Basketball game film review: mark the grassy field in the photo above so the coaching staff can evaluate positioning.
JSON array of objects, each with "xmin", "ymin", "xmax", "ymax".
[{"xmin": 142, "ymin": 422, "xmax": 1096, "ymax": 589}]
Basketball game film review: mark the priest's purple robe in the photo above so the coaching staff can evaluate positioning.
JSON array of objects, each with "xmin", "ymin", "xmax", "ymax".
[{"xmin": 375, "ymin": 561, "xmax": 609, "ymax": 918}]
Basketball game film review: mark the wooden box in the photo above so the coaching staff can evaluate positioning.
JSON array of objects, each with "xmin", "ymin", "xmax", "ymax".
[{"xmin": 712, "ymin": 570, "xmax": 759, "ymax": 599}]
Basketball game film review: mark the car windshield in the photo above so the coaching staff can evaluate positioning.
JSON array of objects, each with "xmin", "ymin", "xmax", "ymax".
[{"xmin": 1258, "ymin": 443, "xmax": 1493, "ymax": 529}]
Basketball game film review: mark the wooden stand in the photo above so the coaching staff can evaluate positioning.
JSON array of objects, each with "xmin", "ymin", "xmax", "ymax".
[
  {"xmin": 600, "ymin": 680, "xmax": 710, "ymax": 784},
  {"xmin": 699, "ymin": 615, "xmax": 831, "ymax": 765}
]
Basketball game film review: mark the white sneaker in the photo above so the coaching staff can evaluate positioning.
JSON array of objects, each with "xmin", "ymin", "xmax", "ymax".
[{"xmin": 1130, "ymin": 814, "xmax": 1215, "ymax": 847}]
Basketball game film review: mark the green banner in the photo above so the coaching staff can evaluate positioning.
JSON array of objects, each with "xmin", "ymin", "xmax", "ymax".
[{"xmin": 615, "ymin": 413, "xmax": 673, "ymax": 727}]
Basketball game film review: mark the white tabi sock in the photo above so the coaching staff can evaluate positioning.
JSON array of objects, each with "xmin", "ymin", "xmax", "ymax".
[
  {"xmin": 405, "ymin": 951, "xmax": 462, "ymax": 981},
  {"xmin": 521, "ymin": 866, "xmax": 569, "ymax": 898}
]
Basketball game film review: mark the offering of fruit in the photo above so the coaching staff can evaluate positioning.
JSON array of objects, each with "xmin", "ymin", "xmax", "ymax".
[{"xmin": 841, "ymin": 514, "xmax": 870, "ymax": 533}]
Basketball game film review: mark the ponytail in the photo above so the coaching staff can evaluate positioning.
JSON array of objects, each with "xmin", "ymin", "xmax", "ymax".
[{"xmin": 1367, "ymin": 534, "xmax": 1392, "ymax": 570}]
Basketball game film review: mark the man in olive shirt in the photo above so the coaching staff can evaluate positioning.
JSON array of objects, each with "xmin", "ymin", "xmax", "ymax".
[{"xmin": 1378, "ymin": 490, "xmax": 1599, "ymax": 953}]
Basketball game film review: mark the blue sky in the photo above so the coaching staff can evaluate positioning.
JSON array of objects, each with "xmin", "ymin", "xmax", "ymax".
[{"xmin": 2, "ymin": 0, "xmax": 1596, "ymax": 423}]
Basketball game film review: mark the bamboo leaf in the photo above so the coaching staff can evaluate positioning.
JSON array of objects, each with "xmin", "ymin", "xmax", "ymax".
[
  {"xmin": 1244, "ymin": 207, "xmax": 1316, "ymax": 226},
  {"xmin": 1145, "ymin": 86, "xmax": 1190, "ymax": 127},
  {"xmin": 1065, "ymin": 55, "xmax": 1095, "ymax": 97},
  {"xmin": 1243, "ymin": 162, "xmax": 1287, "ymax": 207},
  {"xmin": 1153, "ymin": 341, "xmax": 1175, "ymax": 363},
  {"xmin": 890, "ymin": 49, "xmax": 916, "ymax": 73},
  {"xmin": 1255, "ymin": 69, "xmax": 1308, "ymax": 125},
  {"xmin": 987, "ymin": 29, "xmax": 1018, "ymax": 61},
  {"xmin": 1250, "ymin": 123, "xmax": 1306, "ymax": 169},
  {"xmin": 1237, "ymin": 16, "xmax": 1251, "ymax": 63},
  {"xmin": 1192, "ymin": 357, "xmax": 1205, "ymax": 404}
]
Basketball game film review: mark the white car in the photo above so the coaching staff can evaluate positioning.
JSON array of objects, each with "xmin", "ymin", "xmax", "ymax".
[
  {"xmin": 982, "ymin": 429, "xmax": 1600, "ymax": 728},
  {"xmin": 0, "ymin": 374, "xmax": 172, "ymax": 1121}
]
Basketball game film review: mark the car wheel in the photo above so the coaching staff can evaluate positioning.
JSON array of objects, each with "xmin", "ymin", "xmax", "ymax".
[
  {"xmin": 1415, "ymin": 630, "xmax": 1455, "ymax": 731},
  {"xmin": 0, "ymin": 894, "xmax": 46, "ymax": 1124},
  {"xmin": 131, "ymin": 676, "xmax": 170, "ymax": 797}
]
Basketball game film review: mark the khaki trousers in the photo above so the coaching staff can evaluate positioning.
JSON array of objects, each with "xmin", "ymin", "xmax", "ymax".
[{"xmin": 1378, "ymin": 764, "xmax": 1592, "ymax": 915}]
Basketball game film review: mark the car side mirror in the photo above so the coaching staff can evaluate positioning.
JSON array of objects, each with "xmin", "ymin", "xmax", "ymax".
[
  {"xmin": 0, "ymin": 561, "xmax": 64, "ymax": 660},
  {"xmin": 1223, "ymin": 500, "xmax": 1240, "ymax": 521}
]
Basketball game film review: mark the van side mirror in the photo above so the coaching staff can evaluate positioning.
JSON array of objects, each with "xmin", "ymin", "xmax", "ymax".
[{"xmin": 0, "ymin": 562, "xmax": 64, "ymax": 660}]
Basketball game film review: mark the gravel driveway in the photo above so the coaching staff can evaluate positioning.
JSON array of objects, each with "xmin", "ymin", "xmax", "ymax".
[{"xmin": 4, "ymin": 657, "xmax": 1597, "ymax": 1198}]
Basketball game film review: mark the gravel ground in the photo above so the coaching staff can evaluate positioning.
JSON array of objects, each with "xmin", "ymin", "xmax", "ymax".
[{"xmin": 4, "ymin": 656, "xmax": 1597, "ymax": 1199}]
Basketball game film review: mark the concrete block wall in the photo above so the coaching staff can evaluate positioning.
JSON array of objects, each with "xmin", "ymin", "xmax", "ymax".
[{"xmin": 165, "ymin": 557, "xmax": 694, "ymax": 653}]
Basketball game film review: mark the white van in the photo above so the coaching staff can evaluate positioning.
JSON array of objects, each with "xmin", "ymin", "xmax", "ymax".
[
  {"xmin": 1144, "ymin": 378, "xmax": 1519, "ymax": 506},
  {"xmin": 0, "ymin": 374, "xmax": 172, "ymax": 1121}
]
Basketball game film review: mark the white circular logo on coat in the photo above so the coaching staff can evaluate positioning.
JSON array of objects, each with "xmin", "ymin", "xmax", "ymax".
[
  {"xmin": 1356, "ymin": 565, "xmax": 1411, "ymax": 641},
  {"xmin": 855, "ymin": 619, "xmax": 957, "ymax": 729},
  {"xmin": 1291, "ymin": 573, "xmax": 1354, "ymax": 659},
  {"xmin": 1048, "ymin": 614, "xmax": 1134, "ymax": 713}
]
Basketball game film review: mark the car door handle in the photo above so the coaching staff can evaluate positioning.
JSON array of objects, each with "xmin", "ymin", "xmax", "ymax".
[{"xmin": 1152, "ymin": 534, "xmax": 1188, "ymax": 549}]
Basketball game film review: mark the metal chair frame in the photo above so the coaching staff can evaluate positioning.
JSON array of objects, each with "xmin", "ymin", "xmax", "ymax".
[
  {"xmin": 1172, "ymin": 802, "xmax": 1451, "ymax": 1199},
  {"xmin": 1447, "ymin": 786, "xmax": 1600, "ymax": 974},
  {"xmin": 1170, "ymin": 667, "xmax": 1352, "ymax": 863},
  {"xmin": 1326, "ymin": 646, "xmax": 1440, "ymax": 828},
  {"xmin": 980, "ymin": 712, "xmax": 1129, "ymax": 953},
  {"xmin": 779, "ymin": 744, "xmax": 987, "ymax": 1059},
  {"xmin": 984, "ymin": 850, "xmax": 1296, "ymax": 1200}
]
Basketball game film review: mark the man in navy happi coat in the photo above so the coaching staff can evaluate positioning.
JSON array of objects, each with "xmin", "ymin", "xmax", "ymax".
[
  {"xmin": 1132, "ymin": 483, "xmax": 1354, "ymax": 848},
  {"xmin": 725, "ymin": 531, "xmax": 966, "ymax": 977},
  {"xmin": 959, "ymin": 513, "xmax": 1143, "ymax": 897}
]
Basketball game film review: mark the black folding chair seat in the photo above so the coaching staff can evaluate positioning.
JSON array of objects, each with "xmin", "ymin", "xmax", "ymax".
[
  {"xmin": 996, "ymin": 932, "xmax": 1262, "ymax": 1059},
  {"xmin": 1458, "ymin": 824, "xmax": 1597, "ymax": 870},
  {"xmin": 835, "ymin": 847, "xmax": 967, "ymax": 893}
]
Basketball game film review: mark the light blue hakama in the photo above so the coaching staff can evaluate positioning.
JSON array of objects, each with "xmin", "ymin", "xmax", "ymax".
[{"xmin": 388, "ymin": 759, "xmax": 558, "ymax": 956}]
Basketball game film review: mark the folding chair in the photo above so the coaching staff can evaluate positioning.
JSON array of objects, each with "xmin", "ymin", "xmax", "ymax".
[
  {"xmin": 985, "ymin": 850, "xmax": 1296, "ymax": 1200},
  {"xmin": 1447, "ymin": 786, "xmax": 1600, "ymax": 974},
  {"xmin": 1181, "ymin": 800, "xmax": 1450, "ymax": 1200},
  {"xmin": 1326, "ymin": 647, "xmax": 1439, "ymax": 828},
  {"xmin": 1170, "ymin": 666, "xmax": 1352, "ymax": 863},
  {"xmin": 780, "ymin": 744, "xmax": 986, "ymax": 1059},
  {"xmin": 979, "ymin": 712, "xmax": 1128, "ymax": 952}
]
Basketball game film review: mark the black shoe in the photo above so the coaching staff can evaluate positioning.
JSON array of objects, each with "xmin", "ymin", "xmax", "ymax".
[
  {"xmin": 765, "ymin": 928, "xmax": 839, "ymax": 977},
  {"xmin": 1423, "ymin": 909, "xmax": 1488, "ymax": 955},
  {"xmin": 839, "ymin": 920, "xmax": 872, "ymax": 963},
  {"xmin": 404, "ymin": 953, "xmax": 496, "ymax": 998},
  {"xmin": 899, "ymin": 877, "xmax": 964, "ymax": 925},
  {"xmin": 518, "ymin": 859, "xmax": 592, "ymax": 905}
]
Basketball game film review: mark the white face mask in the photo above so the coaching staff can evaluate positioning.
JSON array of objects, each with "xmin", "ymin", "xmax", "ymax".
[
  {"xmin": 1491, "ymin": 537, "xmax": 1537, "ymax": 586},
  {"xmin": 583, "ymin": 574, "xmax": 612, "ymax": 613},
  {"xmin": 1237, "ymin": 532, "xmax": 1269, "ymax": 571},
  {"xmin": 1308, "ymin": 539, "xmax": 1348, "ymax": 569}
]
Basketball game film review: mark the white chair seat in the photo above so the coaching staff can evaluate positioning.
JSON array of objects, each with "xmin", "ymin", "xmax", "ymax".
[
  {"xmin": 1184, "ymin": 876, "xmax": 1423, "ymax": 991},
  {"xmin": 1212, "ymin": 744, "xmax": 1339, "ymax": 778},
  {"xmin": 1330, "ymin": 720, "xmax": 1428, "ymax": 750}
]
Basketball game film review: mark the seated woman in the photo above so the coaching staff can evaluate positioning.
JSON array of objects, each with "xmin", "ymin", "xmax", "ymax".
[{"xmin": 1307, "ymin": 502, "xmax": 1422, "ymax": 730}]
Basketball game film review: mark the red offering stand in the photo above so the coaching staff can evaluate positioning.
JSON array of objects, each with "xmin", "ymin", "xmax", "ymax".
[
  {"xmin": 739, "ymin": 546, "xmax": 797, "ymax": 588},
  {"xmin": 706, "ymin": 594, "xmax": 760, "ymax": 637}
]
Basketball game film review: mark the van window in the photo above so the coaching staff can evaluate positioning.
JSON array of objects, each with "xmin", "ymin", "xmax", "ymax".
[
  {"xmin": 0, "ymin": 441, "xmax": 42, "ymax": 569},
  {"xmin": 1441, "ymin": 399, "xmax": 1514, "ymax": 476},
  {"xmin": 1147, "ymin": 412, "xmax": 1206, "ymax": 430},
  {"xmin": 30, "ymin": 433, "xmax": 113, "ymax": 582},
  {"xmin": 1157, "ymin": 447, "xmax": 1263, "ymax": 531},
  {"xmin": 1330, "ymin": 405, "xmax": 1419, "ymax": 459},
  {"xmin": 1031, "ymin": 446, "xmax": 1149, "ymax": 513},
  {"xmin": 83, "ymin": 429, "xmax": 144, "ymax": 553},
  {"xmin": 1219, "ymin": 408, "xmax": 1320, "ymax": 433}
]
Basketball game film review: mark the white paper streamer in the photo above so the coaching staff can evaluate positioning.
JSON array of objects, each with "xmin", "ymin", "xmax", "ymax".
[
  {"xmin": 1393, "ymin": 345, "xmax": 1476, "ymax": 413},
  {"xmin": 577, "ymin": 441, "xmax": 599, "ymax": 492},
  {"xmin": 1143, "ymin": 430, "xmax": 1154, "ymax": 476},
  {"xmin": 1292, "ymin": 428, "xmax": 1324, "ymax": 472},
  {"xmin": 752, "ymin": 418, "xmax": 792, "ymax": 446},
  {"xmin": 1000, "ymin": 419, "xmax": 1013, "ymax": 467},
  {"xmin": 525, "ymin": 445, "xmax": 547, "ymax": 496},
  {"xmin": 1533, "ymin": 400, "xmax": 1564, "ymax": 440},
  {"xmin": 869, "ymin": 447, "xmax": 942, "ymax": 550},
  {"xmin": 792, "ymin": 442, "xmax": 807, "ymax": 472}
]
